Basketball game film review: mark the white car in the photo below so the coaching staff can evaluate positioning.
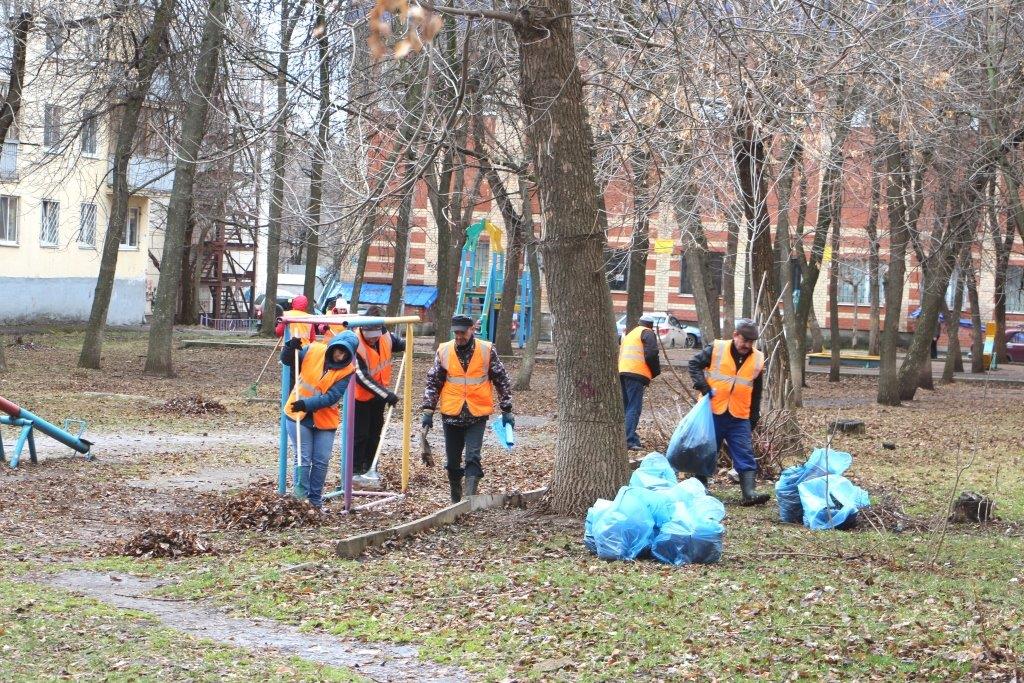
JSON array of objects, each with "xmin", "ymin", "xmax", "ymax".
[{"xmin": 616, "ymin": 313, "xmax": 701, "ymax": 349}]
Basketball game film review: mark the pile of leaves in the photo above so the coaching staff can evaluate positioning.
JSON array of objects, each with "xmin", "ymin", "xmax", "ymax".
[
  {"xmin": 216, "ymin": 482, "xmax": 324, "ymax": 531},
  {"xmin": 160, "ymin": 394, "xmax": 227, "ymax": 415},
  {"xmin": 112, "ymin": 528, "xmax": 214, "ymax": 559},
  {"xmin": 6, "ymin": 336, "xmax": 47, "ymax": 351},
  {"xmin": 857, "ymin": 492, "xmax": 932, "ymax": 534}
]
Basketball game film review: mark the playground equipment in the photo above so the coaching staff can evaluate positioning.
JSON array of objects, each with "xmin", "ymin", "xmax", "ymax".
[
  {"xmin": 455, "ymin": 220, "xmax": 535, "ymax": 348},
  {"xmin": 0, "ymin": 396, "xmax": 92, "ymax": 468},
  {"xmin": 278, "ymin": 312, "xmax": 419, "ymax": 512}
]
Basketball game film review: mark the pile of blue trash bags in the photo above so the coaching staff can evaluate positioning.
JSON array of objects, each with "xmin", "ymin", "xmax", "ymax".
[
  {"xmin": 775, "ymin": 447, "xmax": 871, "ymax": 530},
  {"xmin": 584, "ymin": 452, "xmax": 725, "ymax": 564}
]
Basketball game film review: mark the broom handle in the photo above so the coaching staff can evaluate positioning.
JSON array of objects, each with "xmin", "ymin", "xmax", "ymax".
[
  {"xmin": 253, "ymin": 337, "xmax": 283, "ymax": 388},
  {"xmin": 294, "ymin": 348, "xmax": 302, "ymax": 480},
  {"xmin": 368, "ymin": 353, "xmax": 407, "ymax": 474}
]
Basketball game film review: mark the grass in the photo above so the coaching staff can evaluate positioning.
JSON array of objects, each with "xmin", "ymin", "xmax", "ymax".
[{"xmin": 0, "ymin": 579, "xmax": 362, "ymax": 682}]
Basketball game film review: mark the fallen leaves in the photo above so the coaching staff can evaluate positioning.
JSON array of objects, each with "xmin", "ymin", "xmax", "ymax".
[
  {"xmin": 112, "ymin": 528, "xmax": 214, "ymax": 559},
  {"xmin": 159, "ymin": 395, "xmax": 227, "ymax": 416},
  {"xmin": 215, "ymin": 481, "xmax": 324, "ymax": 531}
]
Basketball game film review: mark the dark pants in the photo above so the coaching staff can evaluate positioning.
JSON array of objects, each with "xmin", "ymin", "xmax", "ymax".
[
  {"xmin": 443, "ymin": 420, "xmax": 486, "ymax": 479},
  {"xmin": 620, "ymin": 376, "xmax": 646, "ymax": 449},
  {"xmin": 353, "ymin": 398, "xmax": 387, "ymax": 474},
  {"xmin": 713, "ymin": 411, "xmax": 757, "ymax": 472}
]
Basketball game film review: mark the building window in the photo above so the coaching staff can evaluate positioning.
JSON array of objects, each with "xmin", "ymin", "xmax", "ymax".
[
  {"xmin": 43, "ymin": 104, "xmax": 62, "ymax": 149},
  {"xmin": 0, "ymin": 194, "xmax": 17, "ymax": 243},
  {"xmin": 79, "ymin": 202, "xmax": 97, "ymax": 246},
  {"xmin": 679, "ymin": 251, "xmax": 724, "ymax": 296},
  {"xmin": 40, "ymin": 200, "xmax": 59, "ymax": 246},
  {"xmin": 836, "ymin": 260, "xmax": 885, "ymax": 306},
  {"xmin": 121, "ymin": 206, "xmax": 140, "ymax": 248},
  {"xmin": 81, "ymin": 113, "xmax": 98, "ymax": 155},
  {"xmin": 1007, "ymin": 265, "xmax": 1024, "ymax": 314},
  {"xmin": 605, "ymin": 248, "xmax": 629, "ymax": 292}
]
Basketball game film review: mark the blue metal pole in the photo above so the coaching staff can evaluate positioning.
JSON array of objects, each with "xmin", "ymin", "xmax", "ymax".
[
  {"xmin": 0, "ymin": 396, "xmax": 91, "ymax": 455},
  {"xmin": 343, "ymin": 376, "xmax": 355, "ymax": 511},
  {"xmin": 278, "ymin": 331, "xmax": 290, "ymax": 495}
]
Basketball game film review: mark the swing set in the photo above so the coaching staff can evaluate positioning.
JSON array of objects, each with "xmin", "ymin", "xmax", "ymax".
[{"xmin": 277, "ymin": 312, "xmax": 420, "ymax": 513}]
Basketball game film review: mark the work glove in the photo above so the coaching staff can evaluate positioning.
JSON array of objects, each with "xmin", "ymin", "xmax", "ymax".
[
  {"xmin": 696, "ymin": 383, "xmax": 713, "ymax": 397},
  {"xmin": 421, "ymin": 411, "xmax": 434, "ymax": 429},
  {"xmin": 384, "ymin": 391, "xmax": 399, "ymax": 407},
  {"xmin": 285, "ymin": 337, "xmax": 304, "ymax": 351},
  {"xmin": 502, "ymin": 411, "xmax": 515, "ymax": 428},
  {"xmin": 290, "ymin": 400, "xmax": 308, "ymax": 413}
]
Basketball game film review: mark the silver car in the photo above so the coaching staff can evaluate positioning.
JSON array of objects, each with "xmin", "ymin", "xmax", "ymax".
[{"xmin": 616, "ymin": 313, "xmax": 701, "ymax": 348}]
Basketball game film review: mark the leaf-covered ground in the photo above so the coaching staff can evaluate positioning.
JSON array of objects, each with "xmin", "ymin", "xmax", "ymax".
[{"xmin": 1, "ymin": 328, "xmax": 1021, "ymax": 680}]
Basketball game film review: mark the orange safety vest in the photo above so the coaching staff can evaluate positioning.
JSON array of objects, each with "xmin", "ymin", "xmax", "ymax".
[
  {"xmin": 284, "ymin": 342, "xmax": 355, "ymax": 430},
  {"xmin": 618, "ymin": 326, "xmax": 653, "ymax": 380},
  {"xmin": 438, "ymin": 339, "xmax": 494, "ymax": 417},
  {"xmin": 287, "ymin": 310, "xmax": 314, "ymax": 345},
  {"xmin": 321, "ymin": 324, "xmax": 346, "ymax": 343},
  {"xmin": 354, "ymin": 330, "xmax": 393, "ymax": 402},
  {"xmin": 706, "ymin": 339, "xmax": 764, "ymax": 419}
]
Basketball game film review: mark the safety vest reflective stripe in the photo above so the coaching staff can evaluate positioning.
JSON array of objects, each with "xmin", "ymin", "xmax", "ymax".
[
  {"xmin": 438, "ymin": 339, "xmax": 493, "ymax": 417},
  {"xmin": 446, "ymin": 375, "xmax": 488, "ymax": 385},
  {"xmin": 707, "ymin": 339, "xmax": 763, "ymax": 419},
  {"xmin": 618, "ymin": 326, "xmax": 653, "ymax": 379}
]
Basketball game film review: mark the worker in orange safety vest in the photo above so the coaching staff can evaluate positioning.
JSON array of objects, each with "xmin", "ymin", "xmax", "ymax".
[{"xmin": 618, "ymin": 315, "xmax": 662, "ymax": 451}]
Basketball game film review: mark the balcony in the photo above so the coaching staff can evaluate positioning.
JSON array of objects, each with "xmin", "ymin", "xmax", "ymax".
[
  {"xmin": 0, "ymin": 141, "xmax": 17, "ymax": 179},
  {"xmin": 108, "ymin": 155, "xmax": 175, "ymax": 194}
]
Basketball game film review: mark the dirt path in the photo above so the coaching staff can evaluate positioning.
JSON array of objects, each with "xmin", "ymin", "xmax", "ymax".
[{"xmin": 43, "ymin": 571, "xmax": 469, "ymax": 682}]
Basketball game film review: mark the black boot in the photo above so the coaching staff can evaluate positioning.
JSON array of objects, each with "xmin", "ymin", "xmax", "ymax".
[
  {"xmin": 739, "ymin": 470, "xmax": 769, "ymax": 506},
  {"xmin": 448, "ymin": 473, "xmax": 463, "ymax": 504},
  {"xmin": 694, "ymin": 474, "xmax": 710, "ymax": 489},
  {"xmin": 465, "ymin": 476, "xmax": 479, "ymax": 497}
]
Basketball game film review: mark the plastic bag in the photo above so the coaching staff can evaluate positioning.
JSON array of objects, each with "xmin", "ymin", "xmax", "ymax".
[
  {"xmin": 666, "ymin": 395, "xmax": 718, "ymax": 477},
  {"xmin": 650, "ymin": 496, "xmax": 726, "ymax": 565},
  {"xmin": 775, "ymin": 447, "xmax": 852, "ymax": 523},
  {"xmin": 659, "ymin": 478, "xmax": 708, "ymax": 504},
  {"xmin": 798, "ymin": 475, "xmax": 870, "ymax": 530},
  {"xmin": 592, "ymin": 487, "xmax": 656, "ymax": 560},
  {"xmin": 629, "ymin": 452, "xmax": 679, "ymax": 490},
  {"xmin": 584, "ymin": 499, "xmax": 613, "ymax": 554}
]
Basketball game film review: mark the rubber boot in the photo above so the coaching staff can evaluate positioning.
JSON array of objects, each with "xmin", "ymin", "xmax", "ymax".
[
  {"xmin": 448, "ymin": 473, "xmax": 463, "ymax": 504},
  {"xmin": 739, "ymin": 470, "xmax": 769, "ymax": 506},
  {"xmin": 465, "ymin": 476, "xmax": 479, "ymax": 497},
  {"xmin": 294, "ymin": 466, "xmax": 310, "ymax": 500}
]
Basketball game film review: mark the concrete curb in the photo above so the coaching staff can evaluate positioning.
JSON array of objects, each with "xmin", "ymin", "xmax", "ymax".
[{"xmin": 335, "ymin": 486, "xmax": 548, "ymax": 559}]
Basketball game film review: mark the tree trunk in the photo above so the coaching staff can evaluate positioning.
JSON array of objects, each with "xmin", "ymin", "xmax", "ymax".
[
  {"xmin": 0, "ymin": 338, "xmax": 5, "ymax": 373},
  {"xmin": 877, "ymin": 141, "xmax": 913, "ymax": 406},
  {"xmin": 303, "ymin": 0, "xmax": 329, "ymax": 306},
  {"xmin": 722, "ymin": 216, "xmax": 738, "ymax": 337},
  {"xmin": 386, "ymin": 163, "xmax": 416, "ymax": 317},
  {"xmin": 514, "ymin": 199, "xmax": 541, "ymax": 391},
  {"xmin": 144, "ymin": 0, "xmax": 228, "ymax": 376},
  {"xmin": 625, "ymin": 151, "xmax": 652, "ymax": 331},
  {"xmin": 996, "ymin": 159, "xmax": 1021, "ymax": 362},
  {"xmin": 771, "ymin": 140, "xmax": 803, "ymax": 405},
  {"xmin": 966, "ymin": 256, "xmax": 985, "ymax": 374},
  {"xmin": 866, "ymin": 160, "xmax": 882, "ymax": 356},
  {"xmin": 79, "ymin": 0, "xmax": 177, "ymax": 367},
  {"xmin": 513, "ymin": 2, "xmax": 629, "ymax": 514},
  {"xmin": 828, "ymin": 193, "xmax": 842, "ymax": 383},
  {"xmin": 675, "ymin": 179, "xmax": 720, "ymax": 344},
  {"xmin": 942, "ymin": 248, "xmax": 968, "ymax": 383},
  {"xmin": 178, "ymin": 214, "xmax": 198, "ymax": 324},
  {"xmin": 808, "ymin": 306, "xmax": 825, "ymax": 354}
]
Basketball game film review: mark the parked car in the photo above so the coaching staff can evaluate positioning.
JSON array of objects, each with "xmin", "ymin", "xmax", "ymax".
[
  {"xmin": 1008, "ymin": 328, "xmax": 1024, "ymax": 363},
  {"xmin": 253, "ymin": 292, "xmax": 322, "ymax": 320},
  {"xmin": 616, "ymin": 313, "xmax": 701, "ymax": 349}
]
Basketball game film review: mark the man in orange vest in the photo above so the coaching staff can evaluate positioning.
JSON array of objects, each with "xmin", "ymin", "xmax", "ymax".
[
  {"xmin": 687, "ymin": 318, "xmax": 769, "ymax": 505},
  {"xmin": 421, "ymin": 314, "xmax": 514, "ymax": 502},
  {"xmin": 618, "ymin": 315, "xmax": 662, "ymax": 450},
  {"xmin": 352, "ymin": 306, "xmax": 404, "ymax": 478}
]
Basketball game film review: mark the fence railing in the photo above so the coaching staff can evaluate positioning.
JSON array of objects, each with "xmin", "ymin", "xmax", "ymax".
[{"xmin": 198, "ymin": 315, "xmax": 259, "ymax": 332}]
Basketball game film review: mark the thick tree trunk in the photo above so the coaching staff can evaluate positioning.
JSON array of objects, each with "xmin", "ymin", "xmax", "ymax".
[
  {"xmin": 79, "ymin": 0, "xmax": 176, "ymax": 367},
  {"xmin": 866, "ymin": 162, "xmax": 882, "ymax": 356},
  {"xmin": 877, "ymin": 141, "xmax": 913, "ymax": 406},
  {"xmin": 722, "ymin": 216, "xmax": 738, "ymax": 337},
  {"xmin": 514, "ymin": 2, "xmax": 629, "ymax": 514},
  {"xmin": 144, "ymin": 0, "xmax": 228, "ymax": 376}
]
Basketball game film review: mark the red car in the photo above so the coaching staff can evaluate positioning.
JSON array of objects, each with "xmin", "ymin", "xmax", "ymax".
[{"xmin": 1008, "ymin": 328, "xmax": 1024, "ymax": 363}]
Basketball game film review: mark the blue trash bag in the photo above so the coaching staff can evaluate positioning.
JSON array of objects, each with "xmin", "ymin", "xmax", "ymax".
[
  {"xmin": 798, "ymin": 474, "xmax": 871, "ymax": 530},
  {"xmin": 629, "ymin": 452, "xmax": 679, "ymax": 490},
  {"xmin": 666, "ymin": 396, "xmax": 718, "ymax": 477},
  {"xmin": 584, "ymin": 499, "xmax": 613, "ymax": 554},
  {"xmin": 593, "ymin": 487, "xmax": 657, "ymax": 560},
  {"xmin": 650, "ymin": 496, "xmax": 726, "ymax": 565},
  {"xmin": 630, "ymin": 485, "xmax": 676, "ymax": 527},
  {"xmin": 660, "ymin": 478, "xmax": 708, "ymax": 504},
  {"xmin": 775, "ymin": 447, "xmax": 853, "ymax": 523}
]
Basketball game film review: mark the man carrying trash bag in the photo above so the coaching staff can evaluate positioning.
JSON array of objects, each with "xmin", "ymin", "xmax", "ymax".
[
  {"xmin": 687, "ymin": 318, "xmax": 770, "ymax": 506},
  {"xmin": 421, "ymin": 314, "xmax": 514, "ymax": 502}
]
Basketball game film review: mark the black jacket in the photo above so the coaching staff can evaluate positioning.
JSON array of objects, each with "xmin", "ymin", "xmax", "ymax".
[
  {"xmin": 619, "ymin": 327, "xmax": 662, "ymax": 386},
  {"xmin": 687, "ymin": 342, "xmax": 762, "ymax": 427}
]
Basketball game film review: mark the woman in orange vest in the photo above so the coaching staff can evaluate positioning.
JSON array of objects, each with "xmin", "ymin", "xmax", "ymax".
[
  {"xmin": 280, "ymin": 330, "xmax": 388, "ymax": 509},
  {"xmin": 687, "ymin": 318, "xmax": 770, "ymax": 506},
  {"xmin": 274, "ymin": 295, "xmax": 315, "ymax": 345},
  {"xmin": 618, "ymin": 315, "xmax": 662, "ymax": 450},
  {"xmin": 421, "ymin": 314, "xmax": 514, "ymax": 502},
  {"xmin": 352, "ymin": 306, "xmax": 404, "ymax": 478}
]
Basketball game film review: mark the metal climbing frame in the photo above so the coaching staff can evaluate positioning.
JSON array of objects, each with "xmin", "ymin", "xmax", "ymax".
[{"xmin": 277, "ymin": 313, "xmax": 419, "ymax": 512}]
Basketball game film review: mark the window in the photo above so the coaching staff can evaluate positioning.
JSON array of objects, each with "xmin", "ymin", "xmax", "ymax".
[
  {"xmin": 81, "ymin": 113, "xmax": 98, "ymax": 155},
  {"xmin": 79, "ymin": 202, "xmax": 96, "ymax": 246},
  {"xmin": 0, "ymin": 194, "xmax": 17, "ymax": 243},
  {"xmin": 43, "ymin": 104, "xmax": 62, "ymax": 149},
  {"xmin": 1007, "ymin": 265, "xmax": 1024, "ymax": 314},
  {"xmin": 679, "ymin": 251, "xmax": 725, "ymax": 296},
  {"xmin": 605, "ymin": 248, "xmax": 629, "ymax": 292},
  {"xmin": 836, "ymin": 260, "xmax": 885, "ymax": 306},
  {"xmin": 120, "ymin": 206, "xmax": 140, "ymax": 248},
  {"xmin": 45, "ymin": 20, "xmax": 66, "ymax": 55},
  {"xmin": 40, "ymin": 200, "xmax": 59, "ymax": 245}
]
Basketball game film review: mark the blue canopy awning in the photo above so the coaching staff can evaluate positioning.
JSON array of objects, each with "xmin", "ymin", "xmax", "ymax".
[
  {"xmin": 908, "ymin": 308, "xmax": 972, "ymax": 329},
  {"xmin": 327, "ymin": 282, "xmax": 438, "ymax": 309}
]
